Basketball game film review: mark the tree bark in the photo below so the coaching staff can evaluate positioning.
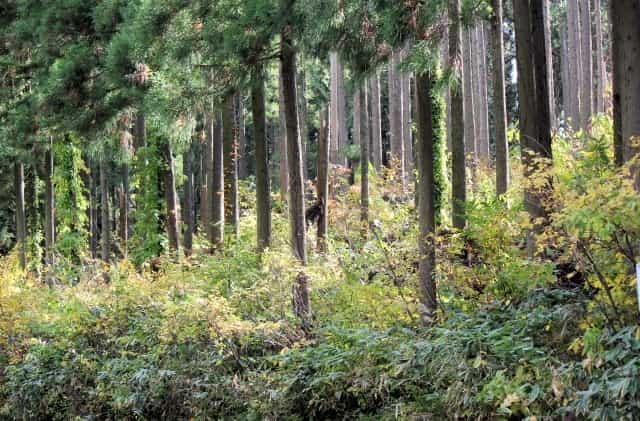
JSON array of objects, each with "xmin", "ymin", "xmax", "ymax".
[
  {"xmin": 88, "ymin": 160, "xmax": 98, "ymax": 259},
  {"xmin": 43, "ymin": 139, "xmax": 55, "ymax": 268},
  {"xmin": 14, "ymin": 161, "xmax": 26, "ymax": 269},
  {"xmin": 560, "ymin": 25, "xmax": 571, "ymax": 127},
  {"xmin": 203, "ymin": 113, "xmax": 213, "ymax": 244},
  {"xmin": 473, "ymin": 24, "xmax": 489, "ymax": 163},
  {"xmin": 100, "ymin": 157, "xmax": 110, "ymax": 261},
  {"xmin": 297, "ymin": 69, "xmax": 309, "ymax": 179},
  {"xmin": 369, "ymin": 73, "xmax": 383, "ymax": 170},
  {"xmin": 120, "ymin": 131, "xmax": 130, "ymax": 255},
  {"xmin": 236, "ymin": 92, "xmax": 249, "ymax": 180},
  {"xmin": 543, "ymin": 0, "xmax": 555, "ymax": 128},
  {"xmin": 401, "ymin": 44, "xmax": 413, "ymax": 181},
  {"xmin": 278, "ymin": 67, "xmax": 290, "ymax": 202},
  {"xmin": 329, "ymin": 51, "xmax": 348, "ymax": 166},
  {"xmin": 579, "ymin": 0, "xmax": 593, "ymax": 126},
  {"xmin": 161, "ymin": 139, "xmax": 180, "ymax": 251},
  {"xmin": 388, "ymin": 49, "xmax": 405, "ymax": 187},
  {"xmin": 611, "ymin": 0, "xmax": 640, "ymax": 188},
  {"xmin": 463, "ymin": 27, "xmax": 477, "ymax": 186},
  {"xmin": 251, "ymin": 66, "xmax": 272, "ymax": 251},
  {"xmin": 359, "ymin": 83, "xmax": 369, "ymax": 234},
  {"xmin": 492, "ymin": 0, "xmax": 510, "ymax": 196},
  {"xmin": 449, "ymin": 0, "xmax": 467, "ymax": 229},
  {"xmin": 316, "ymin": 107, "xmax": 329, "ymax": 253},
  {"xmin": 281, "ymin": 20, "xmax": 307, "ymax": 264},
  {"xmin": 610, "ymin": 0, "xmax": 624, "ymax": 166},
  {"xmin": 593, "ymin": 0, "xmax": 606, "ymax": 115},
  {"xmin": 211, "ymin": 113, "xmax": 225, "ymax": 250},
  {"xmin": 567, "ymin": 0, "xmax": 582, "ymax": 128},
  {"xmin": 415, "ymin": 73, "xmax": 437, "ymax": 326},
  {"xmin": 223, "ymin": 92, "xmax": 240, "ymax": 239},
  {"xmin": 183, "ymin": 140, "xmax": 195, "ymax": 256}
]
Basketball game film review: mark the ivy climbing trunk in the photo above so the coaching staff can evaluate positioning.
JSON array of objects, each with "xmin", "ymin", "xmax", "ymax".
[
  {"xmin": 449, "ymin": 0, "xmax": 466, "ymax": 229},
  {"xmin": 223, "ymin": 92, "xmax": 239, "ymax": 240},
  {"xmin": 251, "ymin": 66, "xmax": 272, "ymax": 251},
  {"xmin": 415, "ymin": 73, "xmax": 437, "ymax": 326}
]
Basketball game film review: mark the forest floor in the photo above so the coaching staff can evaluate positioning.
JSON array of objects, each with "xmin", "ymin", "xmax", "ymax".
[{"xmin": 2, "ymin": 128, "xmax": 640, "ymax": 419}]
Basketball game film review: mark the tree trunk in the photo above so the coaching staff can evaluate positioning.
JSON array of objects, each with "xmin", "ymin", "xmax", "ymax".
[
  {"xmin": 611, "ymin": 0, "xmax": 640, "ymax": 188},
  {"xmin": 449, "ymin": 0, "xmax": 467, "ymax": 229},
  {"xmin": 223, "ymin": 92, "xmax": 240, "ymax": 239},
  {"xmin": 415, "ymin": 72, "xmax": 437, "ymax": 326},
  {"xmin": 463, "ymin": 27, "xmax": 477, "ymax": 186},
  {"xmin": 183, "ymin": 140, "xmax": 195, "ymax": 256},
  {"xmin": 211, "ymin": 113, "xmax": 225, "ymax": 250},
  {"xmin": 278, "ymin": 68, "xmax": 290, "ymax": 202},
  {"xmin": 359, "ymin": 83, "xmax": 369, "ymax": 234},
  {"xmin": 161, "ymin": 139, "xmax": 180, "ymax": 251},
  {"xmin": 611, "ymin": 0, "xmax": 624, "ymax": 166},
  {"xmin": 473, "ymin": 25, "xmax": 489, "ymax": 163},
  {"xmin": 401, "ymin": 44, "xmax": 413, "ymax": 181},
  {"xmin": 388, "ymin": 49, "xmax": 405, "ymax": 187},
  {"xmin": 316, "ymin": 107, "xmax": 329, "ymax": 253},
  {"xmin": 369, "ymin": 73, "xmax": 383, "ymax": 170},
  {"xmin": 491, "ymin": 0, "xmax": 510, "ymax": 195},
  {"xmin": 203, "ymin": 113, "xmax": 213, "ymax": 243},
  {"xmin": 120, "ymin": 131, "xmax": 130, "ymax": 255},
  {"xmin": 567, "ymin": 0, "xmax": 582, "ymax": 128},
  {"xmin": 88, "ymin": 160, "xmax": 98, "ymax": 259},
  {"xmin": 297, "ymin": 69, "xmax": 309, "ymax": 179},
  {"xmin": 543, "ymin": 0, "xmax": 555, "ymax": 128},
  {"xmin": 513, "ymin": 0, "xmax": 553, "ymax": 222},
  {"xmin": 579, "ymin": 0, "xmax": 593, "ymax": 126},
  {"xmin": 43, "ymin": 139, "xmax": 55, "ymax": 267},
  {"xmin": 15, "ymin": 161, "xmax": 26, "ymax": 269},
  {"xmin": 281, "ymin": 20, "xmax": 307, "ymax": 264},
  {"xmin": 236, "ymin": 92, "xmax": 249, "ymax": 180},
  {"xmin": 100, "ymin": 157, "xmax": 110, "ymax": 261},
  {"xmin": 593, "ymin": 0, "xmax": 605, "ymax": 115},
  {"xmin": 252, "ymin": 66, "xmax": 272, "ymax": 251},
  {"xmin": 561, "ymin": 25, "xmax": 571, "ymax": 126}
]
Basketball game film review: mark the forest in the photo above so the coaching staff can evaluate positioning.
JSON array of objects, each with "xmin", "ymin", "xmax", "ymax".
[{"xmin": 1, "ymin": 0, "xmax": 640, "ymax": 419}]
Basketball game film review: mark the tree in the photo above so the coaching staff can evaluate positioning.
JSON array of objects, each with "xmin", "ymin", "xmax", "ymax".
[
  {"xmin": 223, "ymin": 92, "xmax": 240, "ymax": 240},
  {"xmin": 513, "ymin": 0, "xmax": 553, "ymax": 223},
  {"xmin": 388, "ymin": 49, "xmax": 405, "ymax": 186},
  {"xmin": 14, "ymin": 161, "xmax": 26, "ymax": 269},
  {"xmin": 415, "ymin": 72, "xmax": 437, "ymax": 326},
  {"xmin": 183, "ymin": 139, "xmax": 196, "ymax": 256},
  {"xmin": 369, "ymin": 73, "xmax": 383, "ymax": 170},
  {"xmin": 100, "ymin": 155, "xmax": 110, "ymax": 261},
  {"xmin": 329, "ymin": 51, "xmax": 348, "ymax": 166},
  {"xmin": 316, "ymin": 107, "xmax": 329, "ymax": 252},
  {"xmin": 491, "ymin": 0, "xmax": 510, "ymax": 195},
  {"xmin": 610, "ymin": 0, "xmax": 640, "ymax": 189},
  {"xmin": 579, "ymin": 0, "xmax": 593, "ymax": 127},
  {"xmin": 251, "ymin": 65, "xmax": 272, "ymax": 251},
  {"xmin": 212, "ymin": 113, "xmax": 225, "ymax": 250},
  {"xmin": 359, "ymin": 83, "xmax": 369, "ymax": 233},
  {"xmin": 449, "ymin": 0, "xmax": 467, "ymax": 229},
  {"xmin": 593, "ymin": 0, "xmax": 606, "ymax": 115}
]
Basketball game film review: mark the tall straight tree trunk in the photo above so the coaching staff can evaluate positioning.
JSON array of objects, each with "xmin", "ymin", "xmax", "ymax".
[
  {"xmin": 388, "ymin": 49, "xmax": 405, "ymax": 187},
  {"xmin": 120, "ymin": 131, "xmax": 130, "ymax": 254},
  {"xmin": 473, "ymin": 24, "xmax": 490, "ymax": 163},
  {"xmin": 211, "ymin": 113, "xmax": 225, "ymax": 250},
  {"xmin": 183, "ymin": 140, "xmax": 195, "ymax": 256},
  {"xmin": 223, "ymin": 93, "xmax": 239, "ymax": 239},
  {"xmin": 316, "ymin": 107, "xmax": 329, "ymax": 252},
  {"xmin": 611, "ymin": 0, "xmax": 640, "ymax": 188},
  {"xmin": 567, "ymin": 0, "xmax": 582, "ymax": 128},
  {"xmin": 561, "ymin": 26, "xmax": 571, "ymax": 125},
  {"xmin": 415, "ymin": 73, "xmax": 437, "ymax": 326},
  {"xmin": 593, "ymin": 0, "xmax": 606, "ymax": 114},
  {"xmin": 43, "ymin": 139, "xmax": 55, "ymax": 267},
  {"xmin": 401, "ymin": 43, "xmax": 413, "ymax": 181},
  {"xmin": 369, "ymin": 73, "xmax": 383, "ymax": 170},
  {"xmin": 236, "ymin": 93, "xmax": 249, "ymax": 180},
  {"xmin": 543, "ymin": 0, "xmax": 555, "ymax": 128},
  {"xmin": 329, "ymin": 51, "xmax": 347, "ymax": 166},
  {"xmin": 449, "ymin": 0, "xmax": 467, "ymax": 229},
  {"xmin": 251, "ymin": 66, "xmax": 272, "ymax": 251},
  {"xmin": 15, "ymin": 161, "xmax": 26, "ymax": 269},
  {"xmin": 278, "ymin": 69, "xmax": 290, "ymax": 202},
  {"xmin": 513, "ymin": 0, "xmax": 553, "ymax": 222},
  {"xmin": 492, "ymin": 0, "xmax": 510, "ymax": 195},
  {"xmin": 359, "ymin": 83, "xmax": 369, "ymax": 233},
  {"xmin": 579, "ymin": 0, "xmax": 593, "ymax": 126},
  {"xmin": 87, "ymin": 160, "xmax": 98, "ymax": 259},
  {"xmin": 610, "ymin": 0, "xmax": 624, "ymax": 167},
  {"xmin": 297, "ymin": 69, "xmax": 309, "ymax": 179},
  {"xmin": 100, "ymin": 157, "xmax": 110, "ymax": 261},
  {"xmin": 161, "ymin": 139, "xmax": 180, "ymax": 251},
  {"xmin": 203, "ymin": 114, "xmax": 213, "ymax": 243},
  {"xmin": 281, "ymin": 20, "xmax": 307, "ymax": 264},
  {"xmin": 463, "ymin": 28, "xmax": 477, "ymax": 185}
]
